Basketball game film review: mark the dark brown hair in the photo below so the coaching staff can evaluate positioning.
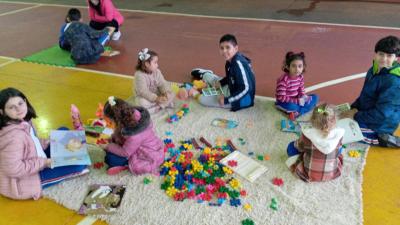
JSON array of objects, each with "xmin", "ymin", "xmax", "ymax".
[
  {"xmin": 0, "ymin": 87, "xmax": 37, "ymax": 129},
  {"xmin": 135, "ymin": 50, "xmax": 158, "ymax": 73},
  {"xmin": 103, "ymin": 97, "xmax": 138, "ymax": 130},
  {"xmin": 310, "ymin": 103, "xmax": 336, "ymax": 137},
  {"xmin": 282, "ymin": 51, "xmax": 306, "ymax": 73}
]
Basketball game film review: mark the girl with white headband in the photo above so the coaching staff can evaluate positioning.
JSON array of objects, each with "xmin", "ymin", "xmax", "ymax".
[{"xmin": 134, "ymin": 48, "xmax": 174, "ymax": 113}]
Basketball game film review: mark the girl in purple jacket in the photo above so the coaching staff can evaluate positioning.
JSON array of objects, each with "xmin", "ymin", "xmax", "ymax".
[
  {"xmin": 101, "ymin": 96, "xmax": 164, "ymax": 175},
  {"xmin": 0, "ymin": 88, "xmax": 88, "ymax": 200}
]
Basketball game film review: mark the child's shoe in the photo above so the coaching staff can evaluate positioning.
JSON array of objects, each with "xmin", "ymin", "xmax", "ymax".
[
  {"xmin": 111, "ymin": 31, "xmax": 121, "ymax": 41},
  {"xmin": 107, "ymin": 166, "xmax": 128, "ymax": 175},
  {"xmin": 377, "ymin": 134, "xmax": 400, "ymax": 148},
  {"xmin": 71, "ymin": 104, "xmax": 84, "ymax": 130},
  {"xmin": 191, "ymin": 68, "xmax": 213, "ymax": 79}
]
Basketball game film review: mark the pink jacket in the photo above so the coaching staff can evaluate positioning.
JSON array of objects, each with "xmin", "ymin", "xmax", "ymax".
[
  {"xmin": 106, "ymin": 107, "xmax": 164, "ymax": 175},
  {"xmin": 88, "ymin": 0, "xmax": 124, "ymax": 26},
  {"xmin": 0, "ymin": 122, "xmax": 47, "ymax": 200}
]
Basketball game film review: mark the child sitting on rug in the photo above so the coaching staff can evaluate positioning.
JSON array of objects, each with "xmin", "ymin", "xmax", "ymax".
[
  {"xmin": 0, "ymin": 87, "xmax": 89, "ymax": 200},
  {"xmin": 275, "ymin": 51, "xmax": 319, "ymax": 120},
  {"xmin": 286, "ymin": 103, "xmax": 344, "ymax": 182},
  {"xmin": 134, "ymin": 48, "xmax": 174, "ymax": 113},
  {"xmin": 342, "ymin": 35, "xmax": 400, "ymax": 148},
  {"xmin": 61, "ymin": 8, "xmax": 118, "ymax": 64},
  {"xmin": 100, "ymin": 96, "xmax": 164, "ymax": 175},
  {"xmin": 198, "ymin": 34, "xmax": 256, "ymax": 111}
]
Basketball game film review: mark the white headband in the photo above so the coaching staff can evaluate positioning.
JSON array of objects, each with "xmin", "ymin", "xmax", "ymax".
[
  {"xmin": 108, "ymin": 96, "xmax": 116, "ymax": 106},
  {"xmin": 138, "ymin": 48, "xmax": 151, "ymax": 61}
]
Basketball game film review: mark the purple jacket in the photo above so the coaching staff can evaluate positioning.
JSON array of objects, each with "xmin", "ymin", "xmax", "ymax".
[
  {"xmin": 0, "ymin": 122, "xmax": 47, "ymax": 200},
  {"xmin": 106, "ymin": 107, "xmax": 164, "ymax": 175}
]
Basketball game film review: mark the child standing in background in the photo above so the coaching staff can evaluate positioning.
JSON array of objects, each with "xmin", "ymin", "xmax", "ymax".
[
  {"xmin": 0, "ymin": 88, "xmax": 88, "ymax": 200},
  {"xmin": 134, "ymin": 48, "xmax": 174, "ymax": 114},
  {"xmin": 88, "ymin": 0, "xmax": 124, "ymax": 41},
  {"xmin": 100, "ymin": 97, "xmax": 164, "ymax": 176},
  {"xmin": 275, "ymin": 52, "xmax": 318, "ymax": 120},
  {"xmin": 286, "ymin": 104, "xmax": 344, "ymax": 182},
  {"xmin": 198, "ymin": 34, "xmax": 256, "ymax": 111}
]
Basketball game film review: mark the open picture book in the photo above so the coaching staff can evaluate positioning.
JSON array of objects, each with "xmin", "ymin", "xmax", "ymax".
[
  {"xmin": 220, "ymin": 151, "xmax": 268, "ymax": 183},
  {"xmin": 78, "ymin": 184, "xmax": 126, "ymax": 215},
  {"xmin": 50, "ymin": 130, "xmax": 91, "ymax": 168}
]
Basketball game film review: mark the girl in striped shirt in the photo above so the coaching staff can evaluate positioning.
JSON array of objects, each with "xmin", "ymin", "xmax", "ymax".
[{"xmin": 275, "ymin": 52, "xmax": 319, "ymax": 120}]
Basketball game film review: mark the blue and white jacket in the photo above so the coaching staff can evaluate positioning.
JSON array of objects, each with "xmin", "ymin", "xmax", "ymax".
[
  {"xmin": 59, "ymin": 23, "xmax": 71, "ymax": 51},
  {"xmin": 220, "ymin": 53, "xmax": 256, "ymax": 111},
  {"xmin": 351, "ymin": 61, "xmax": 400, "ymax": 134}
]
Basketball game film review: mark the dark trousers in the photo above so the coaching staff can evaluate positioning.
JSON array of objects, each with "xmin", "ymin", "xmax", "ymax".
[{"xmin": 90, "ymin": 19, "xmax": 119, "ymax": 32}]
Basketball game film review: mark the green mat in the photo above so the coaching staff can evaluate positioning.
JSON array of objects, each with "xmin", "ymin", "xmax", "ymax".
[{"xmin": 21, "ymin": 45, "xmax": 76, "ymax": 67}]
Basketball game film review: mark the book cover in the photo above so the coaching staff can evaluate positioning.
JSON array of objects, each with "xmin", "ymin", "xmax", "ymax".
[
  {"xmin": 79, "ymin": 184, "xmax": 126, "ymax": 215},
  {"xmin": 202, "ymin": 87, "xmax": 225, "ymax": 96},
  {"xmin": 220, "ymin": 151, "xmax": 267, "ymax": 183},
  {"xmin": 50, "ymin": 130, "xmax": 91, "ymax": 168}
]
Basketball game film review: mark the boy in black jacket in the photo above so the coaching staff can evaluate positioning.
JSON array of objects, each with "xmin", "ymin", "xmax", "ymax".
[{"xmin": 198, "ymin": 34, "xmax": 256, "ymax": 111}]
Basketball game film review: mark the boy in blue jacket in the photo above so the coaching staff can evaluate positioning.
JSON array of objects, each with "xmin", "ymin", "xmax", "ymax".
[
  {"xmin": 198, "ymin": 34, "xmax": 256, "ymax": 111},
  {"xmin": 343, "ymin": 35, "xmax": 400, "ymax": 148}
]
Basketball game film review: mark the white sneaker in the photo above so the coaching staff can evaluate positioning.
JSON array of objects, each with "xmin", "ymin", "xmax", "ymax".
[{"xmin": 112, "ymin": 31, "xmax": 121, "ymax": 41}]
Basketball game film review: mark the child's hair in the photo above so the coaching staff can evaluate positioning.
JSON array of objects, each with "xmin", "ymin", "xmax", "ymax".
[
  {"xmin": 66, "ymin": 8, "xmax": 81, "ymax": 22},
  {"xmin": 103, "ymin": 96, "xmax": 138, "ymax": 128},
  {"xmin": 135, "ymin": 48, "xmax": 158, "ymax": 73},
  {"xmin": 219, "ymin": 34, "xmax": 238, "ymax": 46},
  {"xmin": 375, "ymin": 35, "xmax": 400, "ymax": 56},
  {"xmin": 0, "ymin": 87, "xmax": 37, "ymax": 129},
  {"xmin": 310, "ymin": 103, "xmax": 336, "ymax": 137},
  {"xmin": 88, "ymin": 0, "xmax": 103, "ymax": 16},
  {"xmin": 282, "ymin": 51, "xmax": 306, "ymax": 73}
]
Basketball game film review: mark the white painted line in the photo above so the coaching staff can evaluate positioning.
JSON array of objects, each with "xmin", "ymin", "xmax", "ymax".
[
  {"xmin": 305, "ymin": 72, "xmax": 366, "ymax": 92},
  {"xmin": 0, "ymin": 55, "xmax": 17, "ymax": 60},
  {"xmin": 0, "ymin": 4, "xmax": 41, "ymax": 17},
  {"xmin": 76, "ymin": 216, "xmax": 97, "ymax": 225},
  {"xmin": 66, "ymin": 66, "xmax": 133, "ymax": 79},
  {"xmin": 0, "ymin": 1, "xmax": 399, "ymax": 30},
  {"xmin": 0, "ymin": 59, "xmax": 17, "ymax": 68}
]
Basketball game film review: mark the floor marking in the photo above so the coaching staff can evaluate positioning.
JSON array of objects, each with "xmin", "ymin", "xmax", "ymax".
[
  {"xmin": 0, "ymin": 59, "xmax": 16, "ymax": 68},
  {"xmin": 76, "ymin": 216, "xmax": 97, "ymax": 225},
  {"xmin": 0, "ymin": 1, "xmax": 399, "ymax": 30},
  {"xmin": 305, "ymin": 72, "xmax": 366, "ymax": 92},
  {"xmin": 0, "ymin": 4, "xmax": 41, "ymax": 17}
]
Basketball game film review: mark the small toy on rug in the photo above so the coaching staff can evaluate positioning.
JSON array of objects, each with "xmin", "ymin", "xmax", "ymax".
[
  {"xmin": 165, "ymin": 131, "xmax": 173, "ymax": 136},
  {"xmin": 257, "ymin": 155, "xmax": 264, "ymax": 161},
  {"xmin": 199, "ymin": 136, "xmax": 212, "ymax": 147},
  {"xmin": 143, "ymin": 177, "xmax": 152, "ymax": 184},
  {"xmin": 270, "ymin": 198, "xmax": 278, "ymax": 211},
  {"xmin": 272, "ymin": 177, "xmax": 284, "ymax": 187},
  {"xmin": 93, "ymin": 162, "xmax": 105, "ymax": 169},
  {"xmin": 211, "ymin": 118, "xmax": 238, "ymax": 129},
  {"xmin": 243, "ymin": 203, "xmax": 252, "ymax": 211},
  {"xmin": 227, "ymin": 160, "xmax": 238, "ymax": 167},
  {"xmin": 241, "ymin": 218, "xmax": 255, "ymax": 225},
  {"xmin": 166, "ymin": 104, "xmax": 189, "ymax": 123},
  {"xmin": 176, "ymin": 83, "xmax": 200, "ymax": 100},
  {"xmin": 280, "ymin": 119, "xmax": 300, "ymax": 134},
  {"xmin": 264, "ymin": 154, "xmax": 270, "ymax": 160},
  {"xmin": 238, "ymin": 138, "xmax": 246, "ymax": 145},
  {"xmin": 348, "ymin": 150, "xmax": 361, "ymax": 158}
]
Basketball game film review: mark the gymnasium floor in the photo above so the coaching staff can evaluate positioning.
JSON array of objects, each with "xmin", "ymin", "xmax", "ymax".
[{"xmin": 0, "ymin": 1, "xmax": 399, "ymax": 224}]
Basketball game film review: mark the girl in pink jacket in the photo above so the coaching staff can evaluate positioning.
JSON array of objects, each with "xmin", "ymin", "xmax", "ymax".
[
  {"xmin": 88, "ymin": 0, "xmax": 124, "ymax": 41},
  {"xmin": 0, "ymin": 88, "xmax": 88, "ymax": 200},
  {"xmin": 102, "ymin": 96, "xmax": 164, "ymax": 175}
]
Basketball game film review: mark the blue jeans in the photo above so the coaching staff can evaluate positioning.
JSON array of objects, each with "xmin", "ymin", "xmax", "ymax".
[
  {"xmin": 276, "ymin": 94, "xmax": 319, "ymax": 116},
  {"xmin": 105, "ymin": 152, "xmax": 128, "ymax": 168}
]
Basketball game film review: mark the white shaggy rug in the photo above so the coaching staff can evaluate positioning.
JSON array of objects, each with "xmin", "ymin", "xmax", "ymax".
[{"xmin": 43, "ymin": 99, "xmax": 368, "ymax": 225}]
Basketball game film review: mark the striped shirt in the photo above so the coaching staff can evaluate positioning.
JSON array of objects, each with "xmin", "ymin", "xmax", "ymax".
[{"xmin": 275, "ymin": 73, "xmax": 305, "ymax": 104}]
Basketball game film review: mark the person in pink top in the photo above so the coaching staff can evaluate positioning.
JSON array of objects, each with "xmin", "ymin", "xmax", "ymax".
[
  {"xmin": 0, "ymin": 88, "xmax": 88, "ymax": 200},
  {"xmin": 134, "ymin": 48, "xmax": 175, "ymax": 114},
  {"xmin": 275, "ymin": 52, "xmax": 319, "ymax": 120},
  {"xmin": 100, "ymin": 96, "xmax": 164, "ymax": 175},
  {"xmin": 88, "ymin": 0, "xmax": 124, "ymax": 41}
]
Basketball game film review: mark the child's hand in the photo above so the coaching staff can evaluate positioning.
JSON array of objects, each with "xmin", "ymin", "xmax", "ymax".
[
  {"xmin": 340, "ymin": 108, "xmax": 358, "ymax": 119},
  {"xmin": 214, "ymin": 81, "xmax": 221, "ymax": 89},
  {"xmin": 46, "ymin": 159, "xmax": 52, "ymax": 168},
  {"xmin": 218, "ymin": 95, "xmax": 225, "ymax": 106},
  {"xmin": 98, "ymin": 143, "xmax": 108, "ymax": 150},
  {"xmin": 156, "ymin": 96, "xmax": 168, "ymax": 103}
]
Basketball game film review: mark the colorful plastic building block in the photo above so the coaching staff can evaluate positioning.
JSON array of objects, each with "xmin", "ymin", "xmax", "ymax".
[
  {"xmin": 270, "ymin": 198, "xmax": 278, "ymax": 211},
  {"xmin": 243, "ymin": 203, "xmax": 252, "ymax": 211},
  {"xmin": 143, "ymin": 177, "xmax": 152, "ymax": 184},
  {"xmin": 241, "ymin": 218, "xmax": 255, "ymax": 225},
  {"xmin": 348, "ymin": 150, "xmax": 360, "ymax": 158},
  {"xmin": 227, "ymin": 160, "xmax": 238, "ymax": 167},
  {"xmin": 272, "ymin": 177, "xmax": 284, "ymax": 187},
  {"xmin": 257, "ymin": 155, "xmax": 264, "ymax": 161}
]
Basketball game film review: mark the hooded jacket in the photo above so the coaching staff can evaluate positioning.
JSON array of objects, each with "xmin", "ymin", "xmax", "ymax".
[
  {"xmin": 220, "ymin": 52, "xmax": 256, "ymax": 112},
  {"xmin": 0, "ymin": 122, "xmax": 47, "ymax": 200},
  {"xmin": 88, "ymin": 0, "xmax": 124, "ymax": 26},
  {"xmin": 106, "ymin": 107, "xmax": 164, "ymax": 175},
  {"xmin": 351, "ymin": 61, "xmax": 400, "ymax": 134}
]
